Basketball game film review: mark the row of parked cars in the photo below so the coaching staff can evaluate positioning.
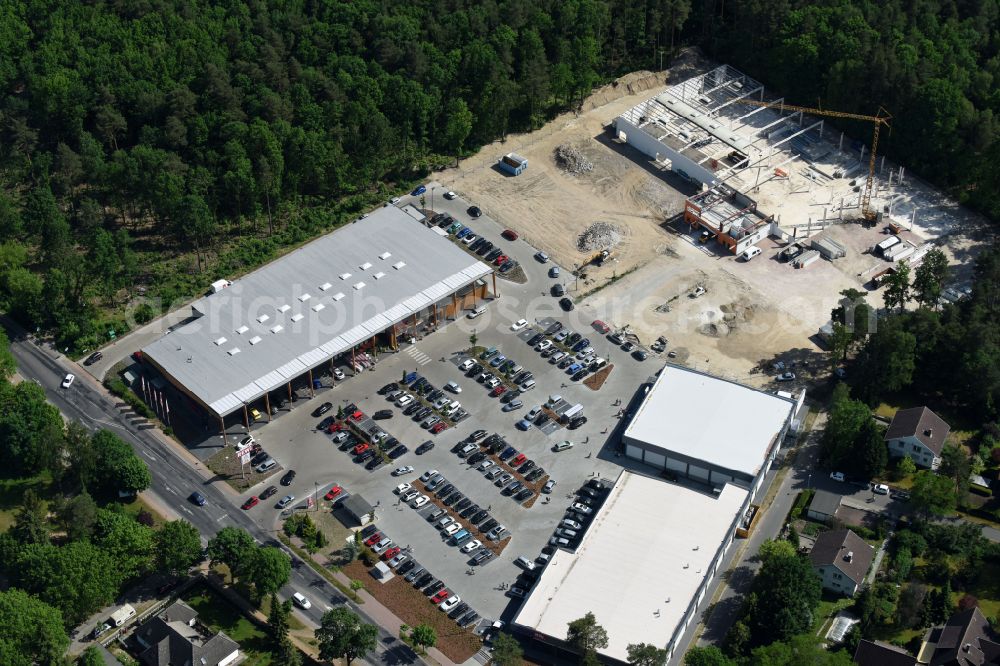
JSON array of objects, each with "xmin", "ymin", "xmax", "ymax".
[
  {"xmin": 378, "ymin": 372, "xmax": 470, "ymax": 434},
  {"xmin": 526, "ymin": 321, "xmax": 611, "ymax": 384},
  {"xmin": 407, "ymin": 468, "xmax": 511, "ymax": 551},
  {"xmin": 548, "ymin": 479, "xmax": 609, "ymax": 550},
  {"xmin": 459, "ymin": 345, "xmax": 538, "ymax": 400},
  {"xmin": 429, "ymin": 212, "xmax": 520, "ymax": 274},
  {"xmin": 318, "ymin": 403, "xmax": 410, "ymax": 471},
  {"xmin": 456, "ymin": 430, "xmax": 544, "ymax": 505},
  {"xmin": 358, "ymin": 521, "xmax": 482, "ymax": 629}
]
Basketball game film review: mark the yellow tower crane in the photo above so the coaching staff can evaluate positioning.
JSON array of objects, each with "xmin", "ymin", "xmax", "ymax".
[{"xmin": 737, "ymin": 99, "xmax": 891, "ymax": 221}]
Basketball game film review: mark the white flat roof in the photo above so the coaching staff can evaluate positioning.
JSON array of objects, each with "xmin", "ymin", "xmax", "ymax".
[
  {"xmin": 624, "ymin": 365, "xmax": 794, "ymax": 477},
  {"xmin": 514, "ymin": 471, "xmax": 748, "ymax": 661}
]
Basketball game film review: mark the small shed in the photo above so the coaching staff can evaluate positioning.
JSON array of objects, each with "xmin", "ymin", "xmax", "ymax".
[
  {"xmin": 342, "ymin": 494, "xmax": 375, "ymax": 526},
  {"xmin": 498, "ymin": 153, "xmax": 528, "ymax": 175},
  {"xmin": 807, "ymin": 490, "xmax": 843, "ymax": 522}
]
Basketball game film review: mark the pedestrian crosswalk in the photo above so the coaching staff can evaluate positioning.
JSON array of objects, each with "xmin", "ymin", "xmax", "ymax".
[{"xmin": 406, "ymin": 346, "xmax": 432, "ymax": 366}]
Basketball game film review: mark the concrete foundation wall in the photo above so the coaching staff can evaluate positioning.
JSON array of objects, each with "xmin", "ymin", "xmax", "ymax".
[{"xmin": 615, "ymin": 118, "xmax": 717, "ymax": 186}]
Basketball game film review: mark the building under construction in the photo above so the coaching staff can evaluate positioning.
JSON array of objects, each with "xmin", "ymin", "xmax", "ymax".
[{"xmin": 684, "ymin": 185, "xmax": 773, "ymax": 256}]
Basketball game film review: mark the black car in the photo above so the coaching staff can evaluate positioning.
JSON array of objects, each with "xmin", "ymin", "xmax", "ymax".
[
  {"xmin": 525, "ymin": 467, "xmax": 546, "ymax": 482},
  {"xmin": 503, "ymin": 481, "xmax": 523, "ymax": 496},
  {"xmin": 471, "ymin": 510, "xmax": 490, "ymax": 524},
  {"xmin": 534, "ymin": 412, "xmax": 548, "ymax": 426},
  {"xmin": 414, "ymin": 407, "xmax": 433, "ymax": 420},
  {"xmin": 437, "ymin": 483, "xmax": 455, "ymax": 498},
  {"xmin": 567, "ymin": 332, "xmax": 582, "ymax": 345},
  {"xmin": 373, "ymin": 409, "xmax": 393, "ymax": 420},
  {"xmin": 518, "ymin": 460, "xmax": 536, "ymax": 475},
  {"xmin": 414, "ymin": 572, "xmax": 434, "ymax": 588},
  {"xmin": 475, "ymin": 241, "xmax": 494, "ymax": 257},
  {"xmin": 415, "ymin": 440, "xmax": 435, "ymax": 455},
  {"xmin": 588, "ymin": 479, "xmax": 609, "ymax": 493},
  {"xmin": 354, "ymin": 450, "xmax": 376, "ymax": 464},
  {"xmin": 365, "ymin": 456, "xmax": 385, "ymax": 471},
  {"xmin": 460, "ymin": 611, "xmax": 480, "ymax": 627},
  {"xmin": 411, "ymin": 377, "xmax": 427, "ymax": 391},
  {"xmin": 489, "ymin": 439, "xmax": 507, "ymax": 454},
  {"xmin": 312, "ymin": 402, "xmax": 333, "ymax": 417},
  {"xmin": 318, "ymin": 416, "xmax": 335, "ymax": 431},
  {"xmin": 472, "ymin": 549, "xmax": 493, "ymax": 565},
  {"xmin": 571, "ymin": 369, "xmax": 588, "ymax": 382},
  {"xmin": 515, "ymin": 488, "xmax": 534, "ymax": 502},
  {"xmin": 632, "ymin": 349, "xmax": 649, "ymax": 361},
  {"xmin": 280, "ymin": 470, "xmax": 297, "ymax": 486},
  {"xmin": 383, "ymin": 436, "xmax": 400, "ymax": 451},
  {"xmin": 466, "ymin": 363, "xmax": 483, "ymax": 377},
  {"xmin": 559, "ymin": 297, "xmax": 574, "ymax": 311},
  {"xmin": 551, "ymin": 283, "xmax": 566, "ymax": 297},
  {"xmin": 260, "ymin": 485, "xmax": 278, "ymax": 500},
  {"xmin": 527, "ymin": 333, "xmax": 544, "ymax": 346},
  {"xmin": 250, "ymin": 451, "xmax": 270, "ymax": 466},
  {"xmin": 578, "ymin": 487, "xmax": 599, "ymax": 499},
  {"xmin": 426, "ymin": 390, "xmax": 444, "ymax": 403},
  {"xmin": 448, "ymin": 602, "xmax": 470, "ymax": 619},
  {"xmin": 469, "ymin": 237, "xmax": 487, "ymax": 252},
  {"xmin": 568, "ymin": 415, "xmax": 588, "ymax": 430},
  {"xmin": 469, "ymin": 429, "xmax": 488, "ymax": 441},
  {"xmin": 468, "ymin": 205, "xmax": 482, "ymax": 217},
  {"xmin": 485, "ymin": 248, "xmax": 504, "ymax": 262},
  {"xmin": 443, "ymin": 492, "xmax": 463, "ymax": 507},
  {"xmin": 361, "ymin": 524, "xmax": 379, "ymax": 538},
  {"xmin": 188, "ymin": 491, "xmax": 207, "ymax": 506},
  {"xmin": 402, "ymin": 402, "xmax": 420, "ymax": 416},
  {"xmin": 388, "ymin": 444, "xmax": 408, "ymax": 459},
  {"xmin": 454, "ymin": 497, "xmax": 473, "ymax": 512},
  {"xmin": 499, "ymin": 260, "xmax": 516, "ymax": 273},
  {"xmin": 398, "ymin": 559, "xmax": 416, "ymax": 575},
  {"xmin": 460, "ymin": 503, "xmax": 480, "ymax": 519},
  {"xmin": 424, "ymin": 580, "xmax": 445, "ymax": 595},
  {"xmin": 467, "ymin": 451, "xmax": 487, "ymax": 465},
  {"xmin": 479, "ymin": 518, "xmax": 499, "ymax": 533},
  {"xmin": 378, "ymin": 382, "xmax": 399, "ymax": 395},
  {"xmin": 501, "ymin": 390, "xmax": 520, "ymax": 404},
  {"xmin": 84, "ymin": 351, "xmax": 103, "ymax": 366}
]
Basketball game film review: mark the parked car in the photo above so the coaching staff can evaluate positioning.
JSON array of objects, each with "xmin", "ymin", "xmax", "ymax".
[
  {"xmin": 84, "ymin": 351, "xmax": 103, "ymax": 366},
  {"xmin": 261, "ymin": 485, "xmax": 279, "ymax": 500},
  {"xmin": 559, "ymin": 297, "xmax": 574, "ymax": 311},
  {"xmin": 280, "ymin": 470, "xmax": 297, "ymax": 486},
  {"xmin": 276, "ymin": 495, "xmax": 295, "ymax": 509},
  {"xmin": 312, "ymin": 402, "xmax": 333, "ymax": 417},
  {"xmin": 416, "ymin": 441, "xmax": 435, "ymax": 455}
]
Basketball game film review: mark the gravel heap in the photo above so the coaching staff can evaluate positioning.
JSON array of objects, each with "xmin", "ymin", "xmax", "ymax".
[
  {"xmin": 577, "ymin": 222, "xmax": 623, "ymax": 252},
  {"xmin": 554, "ymin": 144, "xmax": 594, "ymax": 174}
]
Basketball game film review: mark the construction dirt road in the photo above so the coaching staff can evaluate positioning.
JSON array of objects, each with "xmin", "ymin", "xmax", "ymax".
[{"xmin": 431, "ymin": 49, "xmax": 989, "ymax": 390}]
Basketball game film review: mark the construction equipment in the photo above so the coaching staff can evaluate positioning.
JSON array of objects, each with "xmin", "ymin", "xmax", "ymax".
[
  {"xmin": 589, "ymin": 249, "xmax": 612, "ymax": 266},
  {"xmin": 738, "ymin": 99, "xmax": 891, "ymax": 222}
]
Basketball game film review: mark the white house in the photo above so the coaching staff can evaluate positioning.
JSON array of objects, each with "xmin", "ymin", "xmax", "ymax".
[
  {"xmin": 809, "ymin": 529, "xmax": 874, "ymax": 597},
  {"xmin": 884, "ymin": 406, "xmax": 950, "ymax": 470}
]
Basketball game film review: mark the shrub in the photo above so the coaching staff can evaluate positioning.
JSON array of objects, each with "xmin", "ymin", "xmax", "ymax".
[{"xmin": 958, "ymin": 594, "xmax": 979, "ymax": 611}]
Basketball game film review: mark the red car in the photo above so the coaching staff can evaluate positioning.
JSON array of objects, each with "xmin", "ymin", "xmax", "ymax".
[
  {"xmin": 353, "ymin": 442, "xmax": 369, "ymax": 455},
  {"xmin": 324, "ymin": 485, "xmax": 343, "ymax": 501},
  {"xmin": 382, "ymin": 546, "xmax": 401, "ymax": 560},
  {"xmin": 431, "ymin": 589, "xmax": 450, "ymax": 603},
  {"xmin": 350, "ymin": 410, "xmax": 364, "ymax": 421},
  {"xmin": 364, "ymin": 533, "xmax": 382, "ymax": 547},
  {"xmin": 511, "ymin": 453, "xmax": 527, "ymax": 467},
  {"xmin": 327, "ymin": 421, "xmax": 345, "ymax": 433},
  {"xmin": 241, "ymin": 496, "xmax": 260, "ymax": 510},
  {"xmin": 493, "ymin": 254, "xmax": 508, "ymax": 266},
  {"xmin": 490, "ymin": 385, "xmax": 507, "ymax": 397},
  {"xmin": 502, "ymin": 229, "xmax": 518, "ymax": 241},
  {"xmin": 592, "ymin": 319, "xmax": 611, "ymax": 334},
  {"xmin": 431, "ymin": 422, "xmax": 448, "ymax": 434}
]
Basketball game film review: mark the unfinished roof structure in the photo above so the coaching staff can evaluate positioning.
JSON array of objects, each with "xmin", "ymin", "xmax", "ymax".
[{"xmin": 143, "ymin": 206, "xmax": 492, "ymax": 417}]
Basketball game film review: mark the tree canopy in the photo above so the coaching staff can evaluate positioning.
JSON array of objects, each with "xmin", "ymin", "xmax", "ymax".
[{"xmin": 316, "ymin": 607, "xmax": 379, "ymax": 666}]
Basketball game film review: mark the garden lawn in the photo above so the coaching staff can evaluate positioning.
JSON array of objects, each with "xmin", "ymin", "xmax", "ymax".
[
  {"xmin": 0, "ymin": 472, "xmax": 52, "ymax": 530},
  {"xmin": 183, "ymin": 586, "xmax": 276, "ymax": 666}
]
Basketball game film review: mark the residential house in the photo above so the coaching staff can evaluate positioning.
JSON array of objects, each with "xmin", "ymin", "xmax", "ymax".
[
  {"xmin": 133, "ymin": 600, "xmax": 240, "ymax": 666},
  {"xmin": 807, "ymin": 490, "xmax": 843, "ymax": 522},
  {"xmin": 853, "ymin": 639, "xmax": 916, "ymax": 666},
  {"xmin": 809, "ymin": 528, "xmax": 874, "ymax": 596},
  {"xmin": 884, "ymin": 406, "xmax": 950, "ymax": 470},
  {"xmin": 917, "ymin": 606, "xmax": 1000, "ymax": 665}
]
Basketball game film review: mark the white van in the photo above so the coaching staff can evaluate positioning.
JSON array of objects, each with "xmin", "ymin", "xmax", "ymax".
[
  {"xmin": 442, "ymin": 400, "xmax": 461, "ymax": 416},
  {"xmin": 466, "ymin": 305, "xmax": 487, "ymax": 319},
  {"xmin": 111, "ymin": 604, "xmax": 136, "ymax": 627},
  {"xmin": 741, "ymin": 246, "xmax": 762, "ymax": 261}
]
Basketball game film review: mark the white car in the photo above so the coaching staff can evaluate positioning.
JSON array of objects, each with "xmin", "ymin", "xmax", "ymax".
[
  {"xmin": 873, "ymin": 483, "xmax": 890, "ymax": 495},
  {"xmin": 511, "ymin": 319, "xmax": 528, "ymax": 331},
  {"xmin": 560, "ymin": 519, "xmax": 582, "ymax": 530},
  {"xmin": 393, "ymin": 466, "xmax": 415, "ymax": 477},
  {"xmin": 437, "ymin": 515, "xmax": 454, "ymax": 529},
  {"xmin": 61, "ymin": 373, "xmax": 75, "ymax": 389},
  {"xmin": 830, "ymin": 471, "xmax": 845, "ymax": 482},
  {"xmin": 397, "ymin": 394, "xmax": 414, "ymax": 407},
  {"xmin": 536, "ymin": 340, "xmax": 552, "ymax": 352},
  {"xmin": 402, "ymin": 489, "xmax": 419, "ymax": 502},
  {"xmin": 291, "ymin": 592, "xmax": 311, "ymax": 609},
  {"xmin": 440, "ymin": 595, "xmax": 461, "ymax": 612},
  {"xmin": 443, "ymin": 523, "xmax": 462, "ymax": 536},
  {"xmin": 459, "ymin": 359, "xmax": 475, "ymax": 371},
  {"xmin": 543, "ymin": 479, "xmax": 557, "ymax": 494},
  {"xmin": 525, "ymin": 406, "xmax": 542, "ymax": 421},
  {"xmin": 460, "ymin": 539, "xmax": 482, "ymax": 553},
  {"xmin": 478, "ymin": 460, "xmax": 494, "ymax": 472},
  {"xmin": 420, "ymin": 469, "xmax": 439, "ymax": 482},
  {"xmin": 413, "ymin": 494, "xmax": 430, "ymax": 508},
  {"xmin": 333, "ymin": 368, "xmax": 345, "ymax": 380},
  {"xmin": 484, "ymin": 376, "xmax": 501, "ymax": 389},
  {"xmin": 571, "ymin": 502, "xmax": 593, "ymax": 515},
  {"xmin": 373, "ymin": 537, "xmax": 393, "ymax": 553},
  {"xmin": 462, "ymin": 234, "xmax": 477, "ymax": 245},
  {"xmin": 395, "ymin": 483, "xmax": 412, "ymax": 495},
  {"xmin": 444, "ymin": 191, "xmax": 457, "ymax": 200}
]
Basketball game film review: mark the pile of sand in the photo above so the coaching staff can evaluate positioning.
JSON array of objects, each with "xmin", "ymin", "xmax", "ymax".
[
  {"xmin": 554, "ymin": 144, "xmax": 594, "ymax": 174},
  {"xmin": 577, "ymin": 222, "xmax": 623, "ymax": 252}
]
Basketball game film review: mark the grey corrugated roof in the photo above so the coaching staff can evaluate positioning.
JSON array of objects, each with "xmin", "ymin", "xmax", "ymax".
[{"xmin": 144, "ymin": 206, "xmax": 491, "ymax": 416}]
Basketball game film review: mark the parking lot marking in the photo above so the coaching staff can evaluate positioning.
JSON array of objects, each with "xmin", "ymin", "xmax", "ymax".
[{"xmin": 406, "ymin": 346, "xmax": 433, "ymax": 366}]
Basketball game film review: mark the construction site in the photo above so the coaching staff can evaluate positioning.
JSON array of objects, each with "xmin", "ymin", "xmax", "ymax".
[{"xmin": 432, "ymin": 51, "xmax": 987, "ymax": 386}]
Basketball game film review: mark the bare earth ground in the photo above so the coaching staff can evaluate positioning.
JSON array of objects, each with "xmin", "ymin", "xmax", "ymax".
[{"xmin": 432, "ymin": 49, "xmax": 991, "ymax": 389}]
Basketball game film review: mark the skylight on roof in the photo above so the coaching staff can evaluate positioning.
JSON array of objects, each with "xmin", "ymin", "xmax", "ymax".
[
  {"xmin": 270, "ymin": 324, "xmax": 283, "ymax": 333},
  {"xmin": 379, "ymin": 252, "xmax": 391, "ymax": 260},
  {"xmin": 353, "ymin": 281, "xmax": 366, "ymax": 290},
  {"xmin": 298, "ymin": 293, "xmax": 311, "ymax": 302},
  {"xmin": 227, "ymin": 347, "xmax": 241, "ymax": 356},
  {"xmin": 256, "ymin": 314, "xmax": 269, "ymax": 323},
  {"xmin": 236, "ymin": 325, "xmax": 249, "ymax": 334},
  {"xmin": 290, "ymin": 313, "xmax": 304, "ymax": 322},
  {"xmin": 332, "ymin": 292, "xmax": 345, "ymax": 301},
  {"xmin": 214, "ymin": 337, "xmax": 227, "ymax": 346},
  {"xmin": 312, "ymin": 303, "xmax": 325, "ymax": 312},
  {"xmin": 249, "ymin": 336, "xmax": 262, "ymax": 345},
  {"xmin": 339, "ymin": 272, "xmax": 351, "ymax": 280},
  {"xmin": 393, "ymin": 261, "xmax": 406, "ymax": 270},
  {"xmin": 319, "ymin": 282, "xmax": 332, "ymax": 291},
  {"xmin": 359, "ymin": 262, "xmax": 372, "ymax": 270},
  {"xmin": 277, "ymin": 304, "xmax": 290, "ymax": 313},
  {"xmin": 373, "ymin": 271, "xmax": 386, "ymax": 280}
]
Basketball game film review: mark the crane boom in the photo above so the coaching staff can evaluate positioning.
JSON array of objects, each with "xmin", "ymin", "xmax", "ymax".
[{"xmin": 736, "ymin": 99, "xmax": 891, "ymax": 221}]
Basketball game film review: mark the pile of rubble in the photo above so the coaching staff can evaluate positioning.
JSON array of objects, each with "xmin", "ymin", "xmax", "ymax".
[
  {"xmin": 577, "ymin": 222, "xmax": 623, "ymax": 252},
  {"xmin": 554, "ymin": 144, "xmax": 594, "ymax": 174}
]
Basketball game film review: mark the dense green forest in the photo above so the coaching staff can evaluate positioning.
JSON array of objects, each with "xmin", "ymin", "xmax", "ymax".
[{"xmin": 0, "ymin": 0, "xmax": 997, "ymax": 350}]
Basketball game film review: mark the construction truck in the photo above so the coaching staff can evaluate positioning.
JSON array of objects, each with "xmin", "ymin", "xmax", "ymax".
[{"xmin": 589, "ymin": 249, "xmax": 612, "ymax": 266}]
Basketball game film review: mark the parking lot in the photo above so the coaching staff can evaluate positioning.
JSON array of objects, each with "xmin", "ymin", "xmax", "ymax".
[{"xmin": 236, "ymin": 191, "xmax": 665, "ymax": 621}]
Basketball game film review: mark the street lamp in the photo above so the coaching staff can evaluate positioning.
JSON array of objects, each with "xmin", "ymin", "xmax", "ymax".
[{"xmin": 431, "ymin": 186, "xmax": 437, "ymax": 213}]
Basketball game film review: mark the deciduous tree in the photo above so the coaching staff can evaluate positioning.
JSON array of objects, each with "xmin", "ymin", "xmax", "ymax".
[
  {"xmin": 911, "ymin": 470, "xmax": 957, "ymax": 516},
  {"xmin": 0, "ymin": 588, "xmax": 69, "ymax": 665},
  {"xmin": 567, "ymin": 612, "xmax": 608, "ymax": 662},
  {"xmin": 207, "ymin": 526, "xmax": 256, "ymax": 580},
  {"xmin": 626, "ymin": 642, "xmax": 668, "ymax": 666},
  {"xmin": 156, "ymin": 520, "xmax": 204, "ymax": 576},
  {"xmin": 491, "ymin": 632, "xmax": 523, "ymax": 666},
  {"xmin": 316, "ymin": 608, "xmax": 378, "ymax": 666}
]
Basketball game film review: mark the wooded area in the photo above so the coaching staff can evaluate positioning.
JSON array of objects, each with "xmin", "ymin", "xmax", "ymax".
[{"xmin": 0, "ymin": 0, "xmax": 997, "ymax": 351}]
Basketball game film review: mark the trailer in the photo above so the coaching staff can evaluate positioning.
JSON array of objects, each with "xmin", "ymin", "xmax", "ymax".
[
  {"xmin": 794, "ymin": 250, "xmax": 821, "ymax": 269},
  {"xmin": 498, "ymin": 153, "xmax": 528, "ymax": 176},
  {"xmin": 810, "ymin": 236, "xmax": 847, "ymax": 260}
]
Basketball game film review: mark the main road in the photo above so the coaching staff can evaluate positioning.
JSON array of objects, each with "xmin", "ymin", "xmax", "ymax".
[{"xmin": 2, "ymin": 318, "xmax": 421, "ymax": 666}]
